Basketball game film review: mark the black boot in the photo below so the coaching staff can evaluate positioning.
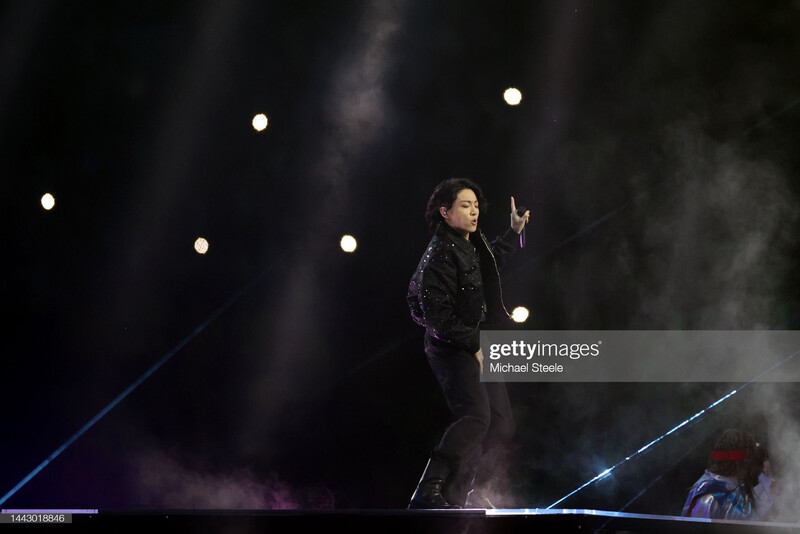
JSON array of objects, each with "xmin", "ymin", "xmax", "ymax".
[{"xmin": 408, "ymin": 456, "xmax": 462, "ymax": 509}]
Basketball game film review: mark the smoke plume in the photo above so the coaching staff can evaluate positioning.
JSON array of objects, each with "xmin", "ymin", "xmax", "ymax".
[{"xmin": 133, "ymin": 448, "xmax": 334, "ymax": 509}]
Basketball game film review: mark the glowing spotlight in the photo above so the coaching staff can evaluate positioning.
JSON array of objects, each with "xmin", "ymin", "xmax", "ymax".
[
  {"xmin": 41, "ymin": 193, "xmax": 55, "ymax": 210},
  {"xmin": 252, "ymin": 113, "xmax": 268, "ymax": 132},
  {"xmin": 511, "ymin": 306, "xmax": 529, "ymax": 323},
  {"xmin": 194, "ymin": 237, "xmax": 209, "ymax": 254},
  {"xmin": 340, "ymin": 235, "xmax": 357, "ymax": 253},
  {"xmin": 503, "ymin": 87, "xmax": 522, "ymax": 106}
]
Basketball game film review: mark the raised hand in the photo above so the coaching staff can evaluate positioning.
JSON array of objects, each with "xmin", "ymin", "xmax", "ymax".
[{"xmin": 510, "ymin": 196, "xmax": 530, "ymax": 234}]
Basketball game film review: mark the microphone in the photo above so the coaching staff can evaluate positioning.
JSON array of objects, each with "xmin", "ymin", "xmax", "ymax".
[{"xmin": 516, "ymin": 206, "xmax": 528, "ymax": 248}]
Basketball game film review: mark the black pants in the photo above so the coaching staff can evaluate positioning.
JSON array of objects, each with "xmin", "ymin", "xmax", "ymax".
[{"xmin": 424, "ymin": 333, "xmax": 515, "ymax": 505}]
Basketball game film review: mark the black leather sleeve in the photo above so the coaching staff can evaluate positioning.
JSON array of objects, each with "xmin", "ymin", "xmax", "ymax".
[{"xmin": 488, "ymin": 227, "xmax": 522, "ymax": 270}]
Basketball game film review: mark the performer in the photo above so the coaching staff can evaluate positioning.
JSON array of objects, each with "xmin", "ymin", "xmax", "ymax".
[
  {"xmin": 681, "ymin": 428, "xmax": 776, "ymax": 520},
  {"xmin": 406, "ymin": 178, "xmax": 529, "ymax": 509}
]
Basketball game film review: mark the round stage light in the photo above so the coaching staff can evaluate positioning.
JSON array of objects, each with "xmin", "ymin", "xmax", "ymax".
[
  {"xmin": 41, "ymin": 193, "xmax": 55, "ymax": 210},
  {"xmin": 252, "ymin": 113, "xmax": 269, "ymax": 131},
  {"xmin": 511, "ymin": 306, "xmax": 529, "ymax": 323},
  {"xmin": 504, "ymin": 87, "xmax": 522, "ymax": 106},
  {"xmin": 194, "ymin": 237, "xmax": 209, "ymax": 254},
  {"xmin": 340, "ymin": 235, "xmax": 357, "ymax": 253}
]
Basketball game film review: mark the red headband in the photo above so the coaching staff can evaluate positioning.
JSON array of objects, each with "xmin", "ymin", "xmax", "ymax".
[{"xmin": 711, "ymin": 450, "xmax": 747, "ymax": 461}]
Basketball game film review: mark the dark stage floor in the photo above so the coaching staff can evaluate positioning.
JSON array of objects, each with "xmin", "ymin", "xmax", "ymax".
[{"xmin": 4, "ymin": 508, "xmax": 799, "ymax": 534}]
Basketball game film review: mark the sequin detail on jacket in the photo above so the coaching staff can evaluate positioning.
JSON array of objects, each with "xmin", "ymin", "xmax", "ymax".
[{"xmin": 407, "ymin": 223, "xmax": 520, "ymax": 353}]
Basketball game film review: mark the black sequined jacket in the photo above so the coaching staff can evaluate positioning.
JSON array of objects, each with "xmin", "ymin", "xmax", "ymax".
[{"xmin": 407, "ymin": 223, "xmax": 521, "ymax": 353}]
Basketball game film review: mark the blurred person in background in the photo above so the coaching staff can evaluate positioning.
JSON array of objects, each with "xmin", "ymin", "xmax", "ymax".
[{"xmin": 682, "ymin": 428, "xmax": 776, "ymax": 520}]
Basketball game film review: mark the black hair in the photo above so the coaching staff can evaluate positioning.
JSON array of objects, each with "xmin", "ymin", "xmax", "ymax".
[
  {"xmin": 424, "ymin": 178, "xmax": 488, "ymax": 234},
  {"xmin": 707, "ymin": 428, "xmax": 763, "ymax": 504}
]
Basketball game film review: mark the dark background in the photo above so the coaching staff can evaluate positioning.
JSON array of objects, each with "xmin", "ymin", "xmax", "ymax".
[{"xmin": 2, "ymin": 0, "xmax": 800, "ymax": 520}]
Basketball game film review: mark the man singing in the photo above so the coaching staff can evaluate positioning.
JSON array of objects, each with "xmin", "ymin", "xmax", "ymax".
[{"xmin": 407, "ymin": 178, "xmax": 529, "ymax": 509}]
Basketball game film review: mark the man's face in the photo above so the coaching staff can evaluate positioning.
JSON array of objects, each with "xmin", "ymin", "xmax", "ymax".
[{"xmin": 442, "ymin": 188, "xmax": 479, "ymax": 238}]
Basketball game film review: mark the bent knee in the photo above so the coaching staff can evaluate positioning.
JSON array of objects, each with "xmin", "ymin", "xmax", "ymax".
[{"xmin": 460, "ymin": 413, "xmax": 491, "ymax": 440}]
